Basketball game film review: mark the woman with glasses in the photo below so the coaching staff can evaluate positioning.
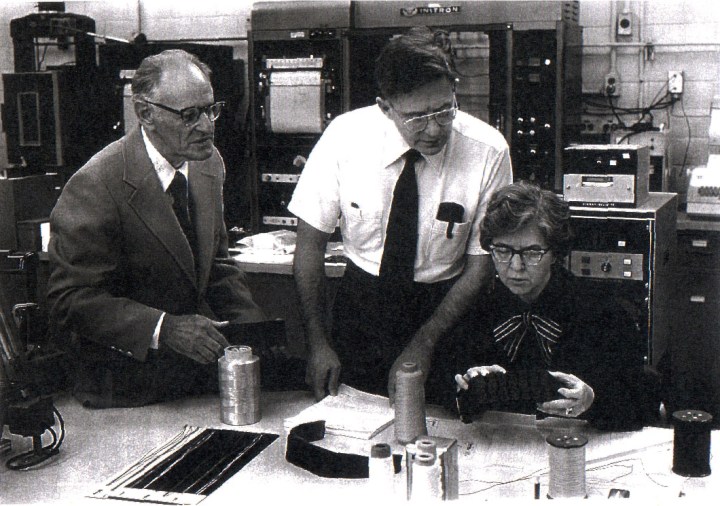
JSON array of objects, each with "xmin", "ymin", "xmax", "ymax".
[{"xmin": 451, "ymin": 181, "xmax": 649, "ymax": 430}]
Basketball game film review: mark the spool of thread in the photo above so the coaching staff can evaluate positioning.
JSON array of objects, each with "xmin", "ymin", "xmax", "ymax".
[
  {"xmin": 368, "ymin": 443, "xmax": 395, "ymax": 496},
  {"xmin": 672, "ymin": 410, "xmax": 713, "ymax": 477},
  {"xmin": 218, "ymin": 345, "xmax": 260, "ymax": 425},
  {"xmin": 409, "ymin": 451, "xmax": 443, "ymax": 501},
  {"xmin": 546, "ymin": 434, "xmax": 588, "ymax": 499},
  {"xmin": 394, "ymin": 362, "xmax": 427, "ymax": 444},
  {"xmin": 414, "ymin": 437, "xmax": 437, "ymax": 459}
]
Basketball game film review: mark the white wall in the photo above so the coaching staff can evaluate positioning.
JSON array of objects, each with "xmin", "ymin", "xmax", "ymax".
[
  {"xmin": 580, "ymin": 0, "xmax": 720, "ymax": 184},
  {"xmin": 1, "ymin": 0, "xmax": 719, "ymax": 197}
]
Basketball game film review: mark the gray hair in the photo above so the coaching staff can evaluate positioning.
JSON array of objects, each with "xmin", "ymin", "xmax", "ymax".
[
  {"xmin": 131, "ymin": 49, "xmax": 211, "ymax": 100},
  {"xmin": 480, "ymin": 181, "xmax": 573, "ymax": 261}
]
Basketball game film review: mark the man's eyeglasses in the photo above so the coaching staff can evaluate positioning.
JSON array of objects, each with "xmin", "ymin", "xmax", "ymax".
[
  {"xmin": 489, "ymin": 245, "xmax": 550, "ymax": 266},
  {"xmin": 397, "ymin": 95, "xmax": 458, "ymax": 133},
  {"xmin": 144, "ymin": 99, "xmax": 225, "ymax": 126}
]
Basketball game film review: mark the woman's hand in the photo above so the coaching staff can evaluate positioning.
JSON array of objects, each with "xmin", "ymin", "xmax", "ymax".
[
  {"xmin": 538, "ymin": 371, "xmax": 594, "ymax": 417},
  {"xmin": 455, "ymin": 364, "xmax": 507, "ymax": 391}
]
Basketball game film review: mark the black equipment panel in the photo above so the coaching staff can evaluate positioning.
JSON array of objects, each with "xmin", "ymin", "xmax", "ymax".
[
  {"xmin": 512, "ymin": 25, "xmax": 583, "ymax": 190},
  {"xmin": 669, "ymin": 227, "xmax": 720, "ymax": 424},
  {"xmin": 568, "ymin": 193, "xmax": 677, "ymax": 366},
  {"xmin": 249, "ymin": 28, "xmax": 345, "ymax": 232},
  {"xmin": 247, "ymin": 1, "xmax": 583, "ymax": 234},
  {"xmin": 2, "ymin": 11, "xmax": 109, "ymax": 182},
  {"xmin": 10, "ymin": 12, "xmax": 96, "ymax": 73}
]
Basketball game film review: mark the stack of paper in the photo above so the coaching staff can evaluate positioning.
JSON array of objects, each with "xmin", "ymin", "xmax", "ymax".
[{"xmin": 284, "ymin": 384, "xmax": 395, "ymax": 440}]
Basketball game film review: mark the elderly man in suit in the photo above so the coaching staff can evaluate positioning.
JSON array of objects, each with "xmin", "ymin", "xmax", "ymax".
[{"xmin": 48, "ymin": 49, "xmax": 264, "ymax": 408}]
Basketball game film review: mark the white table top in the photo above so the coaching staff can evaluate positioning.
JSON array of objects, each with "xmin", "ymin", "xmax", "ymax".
[{"xmin": 1, "ymin": 391, "xmax": 718, "ymax": 505}]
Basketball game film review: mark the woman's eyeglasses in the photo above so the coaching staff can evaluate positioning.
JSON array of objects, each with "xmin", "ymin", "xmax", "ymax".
[{"xmin": 489, "ymin": 245, "xmax": 549, "ymax": 266}]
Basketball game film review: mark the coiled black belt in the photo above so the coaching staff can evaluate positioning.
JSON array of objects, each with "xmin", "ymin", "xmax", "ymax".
[{"xmin": 285, "ymin": 421, "xmax": 402, "ymax": 479}]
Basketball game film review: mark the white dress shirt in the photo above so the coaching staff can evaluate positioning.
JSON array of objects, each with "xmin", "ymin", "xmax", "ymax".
[
  {"xmin": 141, "ymin": 127, "xmax": 189, "ymax": 348},
  {"xmin": 288, "ymin": 104, "xmax": 512, "ymax": 283}
]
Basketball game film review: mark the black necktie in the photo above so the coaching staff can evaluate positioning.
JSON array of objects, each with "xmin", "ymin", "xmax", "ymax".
[
  {"xmin": 379, "ymin": 149, "xmax": 421, "ymax": 282},
  {"xmin": 167, "ymin": 171, "xmax": 196, "ymax": 254}
]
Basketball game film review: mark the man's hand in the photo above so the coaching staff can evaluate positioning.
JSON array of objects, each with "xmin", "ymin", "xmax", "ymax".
[
  {"xmin": 387, "ymin": 338, "xmax": 434, "ymax": 405},
  {"xmin": 305, "ymin": 343, "xmax": 341, "ymax": 401},
  {"xmin": 293, "ymin": 219, "xmax": 337, "ymax": 401},
  {"xmin": 538, "ymin": 371, "xmax": 595, "ymax": 418},
  {"xmin": 160, "ymin": 314, "xmax": 230, "ymax": 364}
]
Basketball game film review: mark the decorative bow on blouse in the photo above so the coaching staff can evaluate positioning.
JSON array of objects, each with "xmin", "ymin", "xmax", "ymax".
[{"xmin": 493, "ymin": 311, "xmax": 563, "ymax": 365}]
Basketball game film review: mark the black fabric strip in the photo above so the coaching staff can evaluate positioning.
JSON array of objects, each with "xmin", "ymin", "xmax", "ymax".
[
  {"xmin": 285, "ymin": 421, "xmax": 402, "ymax": 479},
  {"xmin": 127, "ymin": 428, "xmax": 278, "ymax": 495},
  {"xmin": 456, "ymin": 368, "xmax": 563, "ymax": 422}
]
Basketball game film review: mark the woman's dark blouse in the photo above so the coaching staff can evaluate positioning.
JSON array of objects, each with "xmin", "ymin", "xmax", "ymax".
[{"xmin": 450, "ymin": 266, "xmax": 649, "ymax": 430}]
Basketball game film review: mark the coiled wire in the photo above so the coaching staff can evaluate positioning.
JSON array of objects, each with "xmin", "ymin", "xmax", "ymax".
[
  {"xmin": 546, "ymin": 434, "xmax": 587, "ymax": 499},
  {"xmin": 218, "ymin": 346, "xmax": 260, "ymax": 426}
]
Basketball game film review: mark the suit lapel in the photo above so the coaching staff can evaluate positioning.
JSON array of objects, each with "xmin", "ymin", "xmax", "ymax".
[
  {"xmin": 122, "ymin": 128, "xmax": 197, "ymax": 289},
  {"xmin": 189, "ymin": 163, "xmax": 217, "ymax": 294}
]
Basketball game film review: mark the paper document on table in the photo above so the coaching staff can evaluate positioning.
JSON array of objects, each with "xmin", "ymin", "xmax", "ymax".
[
  {"xmin": 236, "ymin": 230, "xmax": 297, "ymax": 254},
  {"xmin": 283, "ymin": 384, "xmax": 394, "ymax": 439}
]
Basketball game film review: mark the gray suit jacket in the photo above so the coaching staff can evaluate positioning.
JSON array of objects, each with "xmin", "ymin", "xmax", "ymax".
[{"xmin": 48, "ymin": 127, "xmax": 264, "ymax": 406}]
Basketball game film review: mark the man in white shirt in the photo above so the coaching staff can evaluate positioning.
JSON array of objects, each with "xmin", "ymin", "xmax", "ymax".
[
  {"xmin": 48, "ymin": 50, "xmax": 264, "ymax": 407},
  {"xmin": 289, "ymin": 27, "xmax": 512, "ymax": 403}
]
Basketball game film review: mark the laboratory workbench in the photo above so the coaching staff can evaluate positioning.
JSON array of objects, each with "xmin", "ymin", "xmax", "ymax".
[{"xmin": 1, "ymin": 390, "xmax": 718, "ymax": 505}]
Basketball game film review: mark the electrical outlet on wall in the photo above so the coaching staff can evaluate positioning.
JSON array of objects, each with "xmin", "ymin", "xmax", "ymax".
[
  {"xmin": 668, "ymin": 70, "xmax": 683, "ymax": 94},
  {"xmin": 603, "ymin": 73, "xmax": 621, "ymax": 97},
  {"xmin": 617, "ymin": 12, "xmax": 632, "ymax": 36},
  {"xmin": 581, "ymin": 116, "xmax": 618, "ymax": 135}
]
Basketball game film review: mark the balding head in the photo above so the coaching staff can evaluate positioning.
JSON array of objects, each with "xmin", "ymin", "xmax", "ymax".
[
  {"xmin": 131, "ymin": 49, "xmax": 217, "ymax": 167},
  {"xmin": 132, "ymin": 49, "xmax": 212, "ymax": 101}
]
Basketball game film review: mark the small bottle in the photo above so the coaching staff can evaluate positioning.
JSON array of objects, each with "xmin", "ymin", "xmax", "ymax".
[
  {"xmin": 409, "ymin": 451, "xmax": 443, "ymax": 501},
  {"xmin": 368, "ymin": 443, "xmax": 395, "ymax": 497}
]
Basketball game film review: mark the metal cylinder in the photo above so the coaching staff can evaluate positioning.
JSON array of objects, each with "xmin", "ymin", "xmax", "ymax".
[
  {"xmin": 546, "ymin": 434, "xmax": 588, "ymax": 499},
  {"xmin": 218, "ymin": 345, "xmax": 261, "ymax": 425},
  {"xmin": 672, "ymin": 410, "xmax": 713, "ymax": 477}
]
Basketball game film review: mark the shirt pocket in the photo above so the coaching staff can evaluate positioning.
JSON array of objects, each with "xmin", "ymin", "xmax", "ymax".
[
  {"xmin": 425, "ymin": 219, "xmax": 472, "ymax": 265},
  {"xmin": 340, "ymin": 204, "xmax": 383, "ymax": 256}
]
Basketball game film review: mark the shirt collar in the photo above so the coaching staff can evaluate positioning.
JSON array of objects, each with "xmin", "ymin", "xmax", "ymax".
[
  {"xmin": 378, "ymin": 106, "xmax": 448, "ymax": 172},
  {"xmin": 422, "ymin": 145, "xmax": 447, "ymax": 172},
  {"xmin": 141, "ymin": 127, "xmax": 189, "ymax": 191}
]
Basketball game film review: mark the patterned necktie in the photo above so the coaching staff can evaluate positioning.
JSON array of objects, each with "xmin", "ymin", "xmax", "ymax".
[
  {"xmin": 379, "ymin": 149, "xmax": 421, "ymax": 282},
  {"xmin": 167, "ymin": 171, "xmax": 195, "ymax": 255}
]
